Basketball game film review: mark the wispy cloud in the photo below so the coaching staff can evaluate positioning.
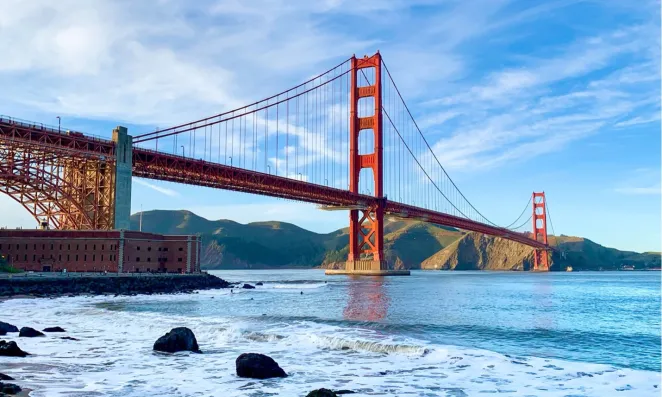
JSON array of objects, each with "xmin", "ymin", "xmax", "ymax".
[
  {"xmin": 615, "ymin": 186, "xmax": 661, "ymax": 195},
  {"xmin": 420, "ymin": 21, "xmax": 660, "ymax": 171},
  {"xmin": 614, "ymin": 168, "xmax": 661, "ymax": 196},
  {"xmin": 614, "ymin": 113, "xmax": 661, "ymax": 128},
  {"xmin": 134, "ymin": 179, "xmax": 180, "ymax": 197}
]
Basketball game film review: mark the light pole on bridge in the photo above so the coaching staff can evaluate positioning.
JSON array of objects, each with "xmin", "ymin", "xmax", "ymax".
[
  {"xmin": 56, "ymin": 116, "xmax": 61, "ymax": 133},
  {"xmin": 180, "ymin": 145, "xmax": 185, "ymax": 157}
]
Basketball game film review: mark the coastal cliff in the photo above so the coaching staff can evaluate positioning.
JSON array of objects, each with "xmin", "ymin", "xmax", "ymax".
[{"xmin": 420, "ymin": 232, "xmax": 535, "ymax": 271}]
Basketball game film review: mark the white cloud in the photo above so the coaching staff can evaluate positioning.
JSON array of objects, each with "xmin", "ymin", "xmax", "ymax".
[
  {"xmin": 614, "ymin": 168, "xmax": 661, "ymax": 196},
  {"xmin": 614, "ymin": 113, "xmax": 661, "ymax": 128},
  {"xmin": 615, "ymin": 186, "xmax": 661, "ymax": 195},
  {"xmin": 419, "ymin": 23, "xmax": 660, "ymax": 171},
  {"xmin": 134, "ymin": 179, "xmax": 180, "ymax": 197},
  {"xmin": 0, "ymin": 0, "xmax": 377, "ymax": 126}
]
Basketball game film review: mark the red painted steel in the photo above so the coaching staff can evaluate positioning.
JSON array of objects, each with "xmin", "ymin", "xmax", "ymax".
[
  {"xmin": 348, "ymin": 53, "xmax": 385, "ymax": 265},
  {"xmin": 132, "ymin": 147, "xmax": 374, "ymax": 207},
  {"xmin": 532, "ymin": 192, "xmax": 550, "ymax": 270},
  {"xmin": 0, "ymin": 116, "xmax": 115, "ymax": 158},
  {"xmin": 0, "ymin": 51, "xmax": 552, "ymax": 260},
  {"xmin": 0, "ymin": 117, "xmax": 549, "ymax": 250},
  {"xmin": 0, "ymin": 117, "xmax": 116, "ymax": 229},
  {"xmin": 385, "ymin": 202, "xmax": 548, "ymax": 249}
]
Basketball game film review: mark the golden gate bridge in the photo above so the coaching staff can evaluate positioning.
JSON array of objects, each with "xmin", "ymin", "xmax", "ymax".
[{"xmin": 0, "ymin": 52, "xmax": 553, "ymax": 274}]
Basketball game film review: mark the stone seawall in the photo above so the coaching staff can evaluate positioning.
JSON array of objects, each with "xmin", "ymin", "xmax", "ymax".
[{"xmin": 0, "ymin": 273, "xmax": 230, "ymax": 298}]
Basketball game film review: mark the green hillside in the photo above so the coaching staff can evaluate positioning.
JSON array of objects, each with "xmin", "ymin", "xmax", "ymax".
[
  {"xmin": 130, "ymin": 211, "xmax": 340, "ymax": 268},
  {"xmin": 129, "ymin": 210, "xmax": 660, "ymax": 271},
  {"xmin": 548, "ymin": 235, "xmax": 661, "ymax": 270}
]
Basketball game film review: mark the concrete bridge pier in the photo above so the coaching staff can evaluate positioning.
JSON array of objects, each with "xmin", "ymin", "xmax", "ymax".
[
  {"xmin": 112, "ymin": 126, "xmax": 132, "ymax": 230},
  {"xmin": 325, "ymin": 259, "xmax": 410, "ymax": 276}
]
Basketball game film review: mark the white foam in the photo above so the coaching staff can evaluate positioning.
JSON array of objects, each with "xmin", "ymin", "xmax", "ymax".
[
  {"xmin": 1, "ymin": 294, "xmax": 659, "ymax": 397},
  {"xmin": 264, "ymin": 283, "xmax": 327, "ymax": 290}
]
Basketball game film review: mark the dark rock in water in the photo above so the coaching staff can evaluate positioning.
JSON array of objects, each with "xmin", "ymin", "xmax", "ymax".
[
  {"xmin": 0, "ymin": 373, "xmax": 13, "ymax": 380},
  {"xmin": 235, "ymin": 353, "xmax": 287, "ymax": 379},
  {"xmin": 0, "ymin": 322, "xmax": 18, "ymax": 333},
  {"xmin": 153, "ymin": 327, "xmax": 201, "ymax": 353},
  {"xmin": 306, "ymin": 389, "xmax": 337, "ymax": 397},
  {"xmin": 242, "ymin": 284, "xmax": 255, "ymax": 289},
  {"xmin": 19, "ymin": 327, "xmax": 45, "ymax": 337},
  {"xmin": 0, "ymin": 381, "xmax": 22, "ymax": 394},
  {"xmin": 60, "ymin": 336, "xmax": 80, "ymax": 341},
  {"xmin": 0, "ymin": 341, "xmax": 29, "ymax": 357},
  {"xmin": 43, "ymin": 326, "xmax": 66, "ymax": 333},
  {"xmin": 256, "ymin": 282, "xmax": 263, "ymax": 286},
  {"xmin": 0, "ymin": 329, "xmax": 5, "ymax": 336},
  {"xmin": 335, "ymin": 391, "xmax": 356, "ymax": 395}
]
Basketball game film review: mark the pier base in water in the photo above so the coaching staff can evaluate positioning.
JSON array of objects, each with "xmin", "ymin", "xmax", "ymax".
[
  {"xmin": 325, "ymin": 259, "xmax": 410, "ymax": 276},
  {"xmin": 325, "ymin": 269, "xmax": 410, "ymax": 276}
]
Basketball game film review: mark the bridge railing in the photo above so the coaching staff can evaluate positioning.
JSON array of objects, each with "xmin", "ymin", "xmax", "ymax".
[{"xmin": 0, "ymin": 115, "xmax": 112, "ymax": 143}]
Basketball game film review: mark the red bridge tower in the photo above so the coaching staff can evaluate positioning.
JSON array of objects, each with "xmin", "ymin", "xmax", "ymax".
[
  {"xmin": 532, "ymin": 192, "xmax": 550, "ymax": 271},
  {"xmin": 345, "ymin": 53, "xmax": 394, "ymax": 274}
]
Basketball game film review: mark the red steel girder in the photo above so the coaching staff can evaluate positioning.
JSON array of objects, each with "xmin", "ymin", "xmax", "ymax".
[
  {"xmin": 1, "ymin": 116, "xmax": 549, "ymax": 250},
  {"xmin": 132, "ymin": 148, "xmax": 376, "ymax": 208},
  {"xmin": 385, "ymin": 202, "xmax": 548, "ymax": 250},
  {"xmin": 0, "ymin": 117, "xmax": 115, "ymax": 159}
]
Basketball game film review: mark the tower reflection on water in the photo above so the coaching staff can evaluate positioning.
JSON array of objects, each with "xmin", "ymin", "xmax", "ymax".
[{"xmin": 343, "ymin": 277, "xmax": 390, "ymax": 322}]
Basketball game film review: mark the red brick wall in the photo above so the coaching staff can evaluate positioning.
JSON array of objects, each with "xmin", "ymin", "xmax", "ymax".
[
  {"xmin": 0, "ymin": 234, "xmax": 120, "ymax": 272},
  {"xmin": 0, "ymin": 230, "xmax": 199, "ymax": 273},
  {"xmin": 121, "ymin": 238, "xmax": 187, "ymax": 273}
]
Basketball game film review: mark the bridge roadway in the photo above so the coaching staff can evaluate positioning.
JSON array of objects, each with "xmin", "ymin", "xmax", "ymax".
[{"xmin": 0, "ymin": 117, "xmax": 547, "ymax": 250}]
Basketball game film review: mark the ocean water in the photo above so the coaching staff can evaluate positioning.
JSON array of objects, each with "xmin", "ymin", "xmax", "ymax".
[{"xmin": 1, "ymin": 270, "xmax": 660, "ymax": 396}]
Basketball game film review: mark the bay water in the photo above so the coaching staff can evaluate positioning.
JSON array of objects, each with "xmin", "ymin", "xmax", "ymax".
[{"xmin": 1, "ymin": 270, "xmax": 660, "ymax": 396}]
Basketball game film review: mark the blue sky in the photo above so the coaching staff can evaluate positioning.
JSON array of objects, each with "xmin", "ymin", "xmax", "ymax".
[{"xmin": 1, "ymin": 0, "xmax": 660, "ymax": 252}]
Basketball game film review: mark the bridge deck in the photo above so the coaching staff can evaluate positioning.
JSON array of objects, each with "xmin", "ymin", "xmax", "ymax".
[{"xmin": 0, "ymin": 118, "xmax": 548, "ymax": 250}]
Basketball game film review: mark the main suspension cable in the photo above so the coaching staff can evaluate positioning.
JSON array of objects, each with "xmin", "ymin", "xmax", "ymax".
[
  {"xmin": 381, "ymin": 59, "xmax": 502, "ymax": 228},
  {"xmin": 503, "ymin": 196, "xmax": 533, "ymax": 229}
]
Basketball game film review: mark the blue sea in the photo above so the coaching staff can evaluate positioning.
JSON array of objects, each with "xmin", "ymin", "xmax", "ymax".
[{"xmin": 1, "ymin": 270, "xmax": 660, "ymax": 396}]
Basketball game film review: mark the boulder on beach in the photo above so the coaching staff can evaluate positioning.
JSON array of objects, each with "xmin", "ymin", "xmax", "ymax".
[
  {"xmin": 43, "ymin": 326, "xmax": 66, "ymax": 333},
  {"xmin": 0, "ymin": 373, "xmax": 14, "ymax": 380},
  {"xmin": 235, "ymin": 353, "xmax": 287, "ymax": 379},
  {"xmin": 242, "ymin": 284, "xmax": 255, "ymax": 289},
  {"xmin": 0, "ymin": 381, "xmax": 22, "ymax": 395},
  {"xmin": 0, "ymin": 322, "xmax": 18, "ymax": 333},
  {"xmin": 19, "ymin": 327, "xmax": 45, "ymax": 338},
  {"xmin": 306, "ymin": 389, "xmax": 337, "ymax": 397},
  {"xmin": 0, "ymin": 341, "xmax": 29, "ymax": 357},
  {"xmin": 153, "ymin": 327, "xmax": 201, "ymax": 354}
]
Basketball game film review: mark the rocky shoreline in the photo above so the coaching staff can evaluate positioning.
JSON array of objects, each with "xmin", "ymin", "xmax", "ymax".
[
  {"xmin": 0, "ymin": 273, "xmax": 231, "ymax": 298},
  {"xmin": 1, "ymin": 321, "xmax": 353, "ymax": 397}
]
